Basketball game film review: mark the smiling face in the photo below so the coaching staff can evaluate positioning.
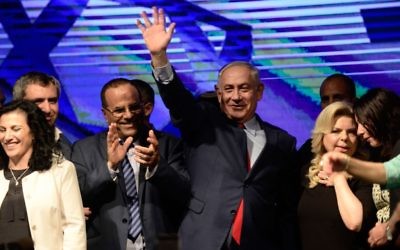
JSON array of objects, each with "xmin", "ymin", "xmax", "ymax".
[
  {"xmin": 216, "ymin": 64, "xmax": 264, "ymax": 123},
  {"xmin": 102, "ymin": 83, "xmax": 144, "ymax": 140},
  {"xmin": 0, "ymin": 110, "xmax": 34, "ymax": 166},
  {"xmin": 24, "ymin": 83, "xmax": 59, "ymax": 126},
  {"xmin": 323, "ymin": 116, "xmax": 358, "ymax": 155}
]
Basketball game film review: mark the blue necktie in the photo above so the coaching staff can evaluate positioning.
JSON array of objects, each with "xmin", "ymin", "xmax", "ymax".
[{"xmin": 122, "ymin": 148, "xmax": 142, "ymax": 240}]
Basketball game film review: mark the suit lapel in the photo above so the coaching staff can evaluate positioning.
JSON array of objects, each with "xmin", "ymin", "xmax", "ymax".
[
  {"xmin": 245, "ymin": 120, "xmax": 278, "ymax": 180},
  {"xmin": 138, "ymin": 165, "xmax": 146, "ymax": 205},
  {"xmin": 217, "ymin": 124, "xmax": 248, "ymax": 177}
]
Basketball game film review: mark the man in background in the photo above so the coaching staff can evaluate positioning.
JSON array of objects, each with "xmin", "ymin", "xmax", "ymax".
[
  {"xmin": 72, "ymin": 78, "xmax": 190, "ymax": 250},
  {"xmin": 13, "ymin": 72, "xmax": 72, "ymax": 159},
  {"xmin": 297, "ymin": 73, "xmax": 356, "ymax": 169}
]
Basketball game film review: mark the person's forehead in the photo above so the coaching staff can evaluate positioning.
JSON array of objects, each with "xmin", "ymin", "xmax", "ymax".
[
  {"xmin": 105, "ymin": 84, "xmax": 139, "ymax": 102},
  {"xmin": 25, "ymin": 83, "xmax": 58, "ymax": 97},
  {"xmin": 0, "ymin": 110, "xmax": 28, "ymax": 124},
  {"xmin": 219, "ymin": 66, "xmax": 254, "ymax": 84},
  {"xmin": 321, "ymin": 80, "xmax": 351, "ymax": 95},
  {"xmin": 221, "ymin": 64, "xmax": 251, "ymax": 75},
  {"xmin": 334, "ymin": 115, "xmax": 355, "ymax": 125}
]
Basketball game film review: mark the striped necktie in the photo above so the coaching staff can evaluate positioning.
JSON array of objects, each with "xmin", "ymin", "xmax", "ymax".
[{"xmin": 122, "ymin": 148, "xmax": 142, "ymax": 240}]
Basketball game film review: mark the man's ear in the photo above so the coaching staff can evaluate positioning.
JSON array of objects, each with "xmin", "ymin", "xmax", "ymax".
[
  {"xmin": 215, "ymin": 84, "xmax": 222, "ymax": 104},
  {"xmin": 101, "ymin": 108, "xmax": 109, "ymax": 123},
  {"xmin": 256, "ymin": 84, "xmax": 264, "ymax": 101},
  {"xmin": 143, "ymin": 102, "xmax": 154, "ymax": 117}
]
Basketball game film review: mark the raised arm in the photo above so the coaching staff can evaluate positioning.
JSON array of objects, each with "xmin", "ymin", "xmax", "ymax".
[
  {"xmin": 321, "ymin": 151, "xmax": 387, "ymax": 184},
  {"xmin": 137, "ymin": 7, "xmax": 176, "ymax": 67},
  {"xmin": 136, "ymin": 7, "xmax": 209, "ymax": 137}
]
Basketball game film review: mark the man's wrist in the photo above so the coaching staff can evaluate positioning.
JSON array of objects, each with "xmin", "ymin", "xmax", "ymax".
[
  {"xmin": 107, "ymin": 161, "xmax": 119, "ymax": 171},
  {"xmin": 150, "ymin": 50, "xmax": 168, "ymax": 68},
  {"xmin": 152, "ymin": 62, "xmax": 173, "ymax": 83}
]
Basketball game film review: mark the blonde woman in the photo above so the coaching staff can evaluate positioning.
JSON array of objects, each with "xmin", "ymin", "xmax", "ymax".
[{"xmin": 298, "ymin": 102, "xmax": 375, "ymax": 250}]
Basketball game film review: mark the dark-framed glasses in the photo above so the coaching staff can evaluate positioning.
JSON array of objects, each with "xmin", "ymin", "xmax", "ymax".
[{"xmin": 103, "ymin": 103, "xmax": 142, "ymax": 119}]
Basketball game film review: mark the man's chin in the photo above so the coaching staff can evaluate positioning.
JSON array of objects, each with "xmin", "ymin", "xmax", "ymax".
[
  {"xmin": 226, "ymin": 111, "xmax": 245, "ymax": 121},
  {"xmin": 47, "ymin": 118, "xmax": 56, "ymax": 126}
]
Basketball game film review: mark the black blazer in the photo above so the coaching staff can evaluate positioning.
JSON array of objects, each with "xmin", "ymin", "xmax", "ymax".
[
  {"xmin": 155, "ymin": 70, "xmax": 299, "ymax": 250},
  {"xmin": 71, "ymin": 130, "xmax": 190, "ymax": 250},
  {"xmin": 58, "ymin": 133, "xmax": 72, "ymax": 160}
]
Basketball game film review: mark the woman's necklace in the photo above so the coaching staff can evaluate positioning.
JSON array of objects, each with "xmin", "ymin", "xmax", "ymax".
[{"xmin": 9, "ymin": 168, "xmax": 30, "ymax": 186}]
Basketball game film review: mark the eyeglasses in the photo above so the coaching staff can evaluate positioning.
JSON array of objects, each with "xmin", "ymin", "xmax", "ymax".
[{"xmin": 103, "ymin": 103, "xmax": 142, "ymax": 119}]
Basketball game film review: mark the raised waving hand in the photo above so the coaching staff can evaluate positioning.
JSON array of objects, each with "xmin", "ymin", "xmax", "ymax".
[{"xmin": 137, "ymin": 7, "xmax": 175, "ymax": 67}]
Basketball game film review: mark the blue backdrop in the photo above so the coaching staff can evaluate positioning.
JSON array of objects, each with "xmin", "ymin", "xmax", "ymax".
[{"xmin": 1, "ymin": 0, "xmax": 399, "ymax": 147}]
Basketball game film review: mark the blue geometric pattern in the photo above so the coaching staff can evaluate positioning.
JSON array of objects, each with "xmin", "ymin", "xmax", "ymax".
[{"xmin": 0, "ymin": 0, "xmax": 399, "ymax": 147}]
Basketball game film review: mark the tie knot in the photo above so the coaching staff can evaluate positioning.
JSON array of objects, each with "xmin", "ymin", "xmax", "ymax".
[{"xmin": 237, "ymin": 123, "xmax": 245, "ymax": 129}]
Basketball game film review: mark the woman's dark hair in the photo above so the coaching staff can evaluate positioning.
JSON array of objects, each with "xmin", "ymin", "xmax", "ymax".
[
  {"xmin": 354, "ymin": 88, "xmax": 400, "ymax": 160},
  {"xmin": 0, "ymin": 100, "xmax": 58, "ymax": 170}
]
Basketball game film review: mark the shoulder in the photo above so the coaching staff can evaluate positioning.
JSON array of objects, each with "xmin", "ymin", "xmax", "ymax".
[
  {"xmin": 155, "ymin": 130, "xmax": 180, "ymax": 142},
  {"xmin": 73, "ymin": 132, "xmax": 106, "ymax": 148},
  {"xmin": 154, "ymin": 130, "xmax": 182, "ymax": 149},
  {"xmin": 257, "ymin": 117, "xmax": 297, "ymax": 152},
  {"xmin": 261, "ymin": 120, "xmax": 296, "ymax": 142},
  {"xmin": 299, "ymin": 139, "xmax": 312, "ymax": 152},
  {"xmin": 45, "ymin": 157, "xmax": 78, "ymax": 184},
  {"xmin": 52, "ymin": 157, "xmax": 75, "ymax": 172}
]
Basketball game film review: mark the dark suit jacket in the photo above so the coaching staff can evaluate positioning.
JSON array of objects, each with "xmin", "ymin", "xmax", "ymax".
[
  {"xmin": 155, "ymin": 71, "xmax": 299, "ymax": 250},
  {"xmin": 58, "ymin": 133, "xmax": 72, "ymax": 160},
  {"xmin": 71, "ymin": 130, "xmax": 190, "ymax": 250}
]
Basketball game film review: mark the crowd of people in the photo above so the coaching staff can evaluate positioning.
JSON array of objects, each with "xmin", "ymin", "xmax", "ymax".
[{"xmin": 0, "ymin": 6, "xmax": 399, "ymax": 250}]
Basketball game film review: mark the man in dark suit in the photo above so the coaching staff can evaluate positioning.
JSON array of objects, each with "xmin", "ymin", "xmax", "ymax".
[
  {"xmin": 13, "ymin": 72, "xmax": 72, "ymax": 159},
  {"xmin": 137, "ymin": 7, "xmax": 298, "ymax": 250},
  {"xmin": 71, "ymin": 78, "xmax": 190, "ymax": 250},
  {"xmin": 297, "ymin": 73, "xmax": 356, "ymax": 171}
]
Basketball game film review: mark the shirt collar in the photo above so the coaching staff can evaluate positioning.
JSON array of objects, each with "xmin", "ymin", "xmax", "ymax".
[
  {"xmin": 55, "ymin": 127, "xmax": 62, "ymax": 142},
  {"xmin": 243, "ymin": 116, "xmax": 260, "ymax": 136}
]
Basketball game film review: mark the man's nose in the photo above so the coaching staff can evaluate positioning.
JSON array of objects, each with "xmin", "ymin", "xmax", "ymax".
[
  {"xmin": 38, "ymin": 101, "xmax": 51, "ymax": 113},
  {"xmin": 232, "ymin": 89, "xmax": 242, "ymax": 100}
]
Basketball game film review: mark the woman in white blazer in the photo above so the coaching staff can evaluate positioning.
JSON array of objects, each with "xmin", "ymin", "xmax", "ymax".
[{"xmin": 0, "ymin": 100, "xmax": 86, "ymax": 250}]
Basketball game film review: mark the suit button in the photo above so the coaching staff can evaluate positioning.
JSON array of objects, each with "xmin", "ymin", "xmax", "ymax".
[
  {"xmin": 122, "ymin": 218, "xmax": 128, "ymax": 223},
  {"xmin": 230, "ymin": 210, "xmax": 236, "ymax": 215}
]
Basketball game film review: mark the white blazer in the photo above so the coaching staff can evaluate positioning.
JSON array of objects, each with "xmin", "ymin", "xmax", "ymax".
[{"xmin": 0, "ymin": 158, "xmax": 86, "ymax": 250}]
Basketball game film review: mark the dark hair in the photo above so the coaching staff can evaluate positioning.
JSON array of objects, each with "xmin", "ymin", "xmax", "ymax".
[
  {"xmin": 0, "ymin": 100, "xmax": 57, "ymax": 170},
  {"xmin": 354, "ymin": 88, "xmax": 400, "ymax": 159},
  {"xmin": 321, "ymin": 73, "xmax": 356, "ymax": 99},
  {"xmin": 100, "ymin": 78, "xmax": 142, "ymax": 108},
  {"xmin": 13, "ymin": 71, "xmax": 61, "ymax": 100},
  {"xmin": 130, "ymin": 79, "xmax": 155, "ymax": 105}
]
